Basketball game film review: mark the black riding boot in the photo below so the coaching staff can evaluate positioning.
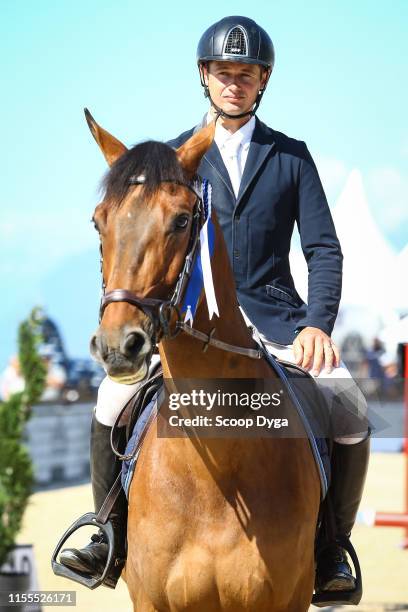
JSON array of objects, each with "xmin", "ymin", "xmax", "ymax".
[
  {"xmin": 59, "ymin": 414, "xmax": 128, "ymax": 588},
  {"xmin": 315, "ymin": 435, "xmax": 370, "ymax": 594}
]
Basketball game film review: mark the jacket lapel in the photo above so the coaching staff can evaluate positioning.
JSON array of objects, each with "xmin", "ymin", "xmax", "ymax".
[
  {"xmin": 193, "ymin": 115, "xmax": 276, "ymax": 205},
  {"xmin": 235, "ymin": 118, "xmax": 276, "ymax": 210},
  {"xmin": 194, "ymin": 114, "xmax": 235, "ymax": 198},
  {"xmin": 203, "ymin": 144, "xmax": 235, "ymax": 198}
]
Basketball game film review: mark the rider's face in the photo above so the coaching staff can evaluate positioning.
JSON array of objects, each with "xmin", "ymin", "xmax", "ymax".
[{"xmin": 204, "ymin": 61, "xmax": 267, "ymax": 117}]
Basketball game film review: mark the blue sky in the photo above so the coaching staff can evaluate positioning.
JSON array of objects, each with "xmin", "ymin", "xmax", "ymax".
[{"xmin": 1, "ymin": 0, "xmax": 407, "ymax": 368}]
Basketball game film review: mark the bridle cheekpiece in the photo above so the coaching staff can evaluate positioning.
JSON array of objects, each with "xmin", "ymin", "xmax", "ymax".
[{"xmin": 98, "ymin": 174, "xmax": 205, "ymax": 344}]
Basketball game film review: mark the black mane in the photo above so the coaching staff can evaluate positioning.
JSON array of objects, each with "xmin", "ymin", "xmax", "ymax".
[{"xmin": 100, "ymin": 140, "xmax": 187, "ymax": 207}]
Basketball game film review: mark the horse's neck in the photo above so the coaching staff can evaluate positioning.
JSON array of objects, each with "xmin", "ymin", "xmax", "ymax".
[{"xmin": 159, "ymin": 214, "xmax": 263, "ymax": 379}]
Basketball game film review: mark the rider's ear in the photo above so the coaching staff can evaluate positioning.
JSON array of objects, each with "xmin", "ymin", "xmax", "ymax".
[
  {"xmin": 84, "ymin": 108, "xmax": 128, "ymax": 166},
  {"xmin": 260, "ymin": 67, "xmax": 271, "ymax": 91},
  {"xmin": 176, "ymin": 121, "xmax": 216, "ymax": 178}
]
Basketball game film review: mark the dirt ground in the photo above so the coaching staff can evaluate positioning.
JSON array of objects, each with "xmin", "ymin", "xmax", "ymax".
[{"xmin": 16, "ymin": 452, "xmax": 408, "ymax": 611}]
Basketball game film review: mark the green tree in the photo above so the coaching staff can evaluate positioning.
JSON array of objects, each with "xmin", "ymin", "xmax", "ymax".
[{"xmin": 0, "ymin": 308, "xmax": 47, "ymax": 566}]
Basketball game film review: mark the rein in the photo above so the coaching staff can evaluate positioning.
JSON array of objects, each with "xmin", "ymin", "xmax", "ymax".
[
  {"xmin": 98, "ymin": 175, "xmax": 261, "ymax": 360},
  {"xmin": 177, "ymin": 322, "xmax": 262, "ymax": 359}
]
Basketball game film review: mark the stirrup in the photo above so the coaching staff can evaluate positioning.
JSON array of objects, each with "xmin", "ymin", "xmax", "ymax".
[
  {"xmin": 312, "ymin": 536, "xmax": 362, "ymax": 607},
  {"xmin": 51, "ymin": 512, "xmax": 123, "ymax": 589}
]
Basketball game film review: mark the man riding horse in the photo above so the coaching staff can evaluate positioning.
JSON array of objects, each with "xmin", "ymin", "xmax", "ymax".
[{"xmin": 59, "ymin": 15, "xmax": 370, "ymax": 603}]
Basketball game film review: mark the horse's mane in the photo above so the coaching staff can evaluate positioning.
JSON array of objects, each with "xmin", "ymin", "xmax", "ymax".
[{"xmin": 100, "ymin": 141, "xmax": 187, "ymax": 209}]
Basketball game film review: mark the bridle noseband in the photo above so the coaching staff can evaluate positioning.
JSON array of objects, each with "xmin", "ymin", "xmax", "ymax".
[{"xmin": 98, "ymin": 176, "xmax": 204, "ymax": 344}]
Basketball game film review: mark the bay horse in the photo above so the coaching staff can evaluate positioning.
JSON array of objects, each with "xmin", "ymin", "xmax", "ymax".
[{"xmin": 86, "ymin": 111, "xmax": 320, "ymax": 611}]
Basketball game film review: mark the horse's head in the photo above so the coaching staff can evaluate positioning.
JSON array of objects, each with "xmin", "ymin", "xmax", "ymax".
[{"xmin": 86, "ymin": 110, "xmax": 215, "ymax": 383}]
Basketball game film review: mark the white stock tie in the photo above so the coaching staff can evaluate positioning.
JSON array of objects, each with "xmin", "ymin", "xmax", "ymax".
[{"xmin": 223, "ymin": 138, "xmax": 242, "ymax": 198}]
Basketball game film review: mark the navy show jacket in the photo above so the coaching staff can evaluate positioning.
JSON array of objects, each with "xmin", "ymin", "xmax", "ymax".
[{"xmin": 168, "ymin": 117, "xmax": 343, "ymax": 345}]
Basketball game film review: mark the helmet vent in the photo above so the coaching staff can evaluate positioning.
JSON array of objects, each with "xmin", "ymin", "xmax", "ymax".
[{"xmin": 223, "ymin": 26, "xmax": 248, "ymax": 56}]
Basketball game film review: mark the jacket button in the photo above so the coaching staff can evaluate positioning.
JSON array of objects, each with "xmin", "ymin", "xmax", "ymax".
[{"xmin": 234, "ymin": 250, "xmax": 240, "ymax": 258}]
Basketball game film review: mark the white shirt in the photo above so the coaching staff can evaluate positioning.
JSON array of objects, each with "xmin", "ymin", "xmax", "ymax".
[
  {"xmin": 206, "ymin": 113, "xmax": 263, "ymax": 335},
  {"xmin": 207, "ymin": 113, "xmax": 255, "ymax": 197}
]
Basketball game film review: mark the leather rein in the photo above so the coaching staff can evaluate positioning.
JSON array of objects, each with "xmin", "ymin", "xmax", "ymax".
[{"xmin": 97, "ymin": 175, "xmax": 262, "ymax": 360}]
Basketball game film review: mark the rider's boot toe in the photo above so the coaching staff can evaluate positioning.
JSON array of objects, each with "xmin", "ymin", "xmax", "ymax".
[
  {"xmin": 315, "ymin": 543, "xmax": 356, "ymax": 593},
  {"xmin": 59, "ymin": 537, "xmax": 109, "ymax": 576}
]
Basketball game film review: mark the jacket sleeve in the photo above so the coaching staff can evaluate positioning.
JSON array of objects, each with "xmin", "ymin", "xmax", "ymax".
[{"xmin": 294, "ymin": 144, "xmax": 343, "ymax": 336}]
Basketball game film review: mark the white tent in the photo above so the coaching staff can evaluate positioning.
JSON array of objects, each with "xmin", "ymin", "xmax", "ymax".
[
  {"xmin": 289, "ymin": 244, "xmax": 308, "ymax": 302},
  {"xmin": 394, "ymin": 244, "xmax": 408, "ymax": 312},
  {"xmin": 379, "ymin": 314, "xmax": 408, "ymax": 346},
  {"xmin": 331, "ymin": 169, "xmax": 398, "ymax": 312},
  {"xmin": 289, "ymin": 168, "xmax": 403, "ymax": 345}
]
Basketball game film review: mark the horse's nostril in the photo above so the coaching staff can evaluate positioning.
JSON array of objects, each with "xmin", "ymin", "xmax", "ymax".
[
  {"xmin": 90, "ymin": 332, "xmax": 108, "ymax": 360},
  {"xmin": 90, "ymin": 333, "xmax": 101, "ymax": 357},
  {"xmin": 123, "ymin": 331, "xmax": 145, "ymax": 358}
]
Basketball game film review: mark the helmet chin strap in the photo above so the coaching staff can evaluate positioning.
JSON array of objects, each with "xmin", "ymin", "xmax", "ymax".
[
  {"xmin": 207, "ymin": 90, "xmax": 264, "ymax": 120},
  {"xmin": 199, "ymin": 64, "xmax": 270, "ymax": 121}
]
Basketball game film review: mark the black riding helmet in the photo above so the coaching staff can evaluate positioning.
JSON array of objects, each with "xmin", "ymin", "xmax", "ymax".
[{"xmin": 197, "ymin": 16, "xmax": 275, "ymax": 119}]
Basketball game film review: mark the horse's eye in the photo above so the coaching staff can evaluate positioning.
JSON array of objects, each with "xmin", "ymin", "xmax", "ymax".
[{"xmin": 174, "ymin": 214, "xmax": 189, "ymax": 230}]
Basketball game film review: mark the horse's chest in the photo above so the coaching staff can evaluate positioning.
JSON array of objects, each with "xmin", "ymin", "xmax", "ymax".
[{"xmin": 163, "ymin": 545, "xmax": 275, "ymax": 611}]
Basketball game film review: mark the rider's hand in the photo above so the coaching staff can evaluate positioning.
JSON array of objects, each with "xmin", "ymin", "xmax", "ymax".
[{"xmin": 293, "ymin": 326, "xmax": 340, "ymax": 376}]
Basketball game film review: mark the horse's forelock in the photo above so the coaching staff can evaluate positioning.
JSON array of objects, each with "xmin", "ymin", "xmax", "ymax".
[{"xmin": 99, "ymin": 141, "xmax": 187, "ymax": 209}]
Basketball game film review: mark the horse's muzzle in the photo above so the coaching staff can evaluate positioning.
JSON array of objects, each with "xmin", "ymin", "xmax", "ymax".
[{"xmin": 90, "ymin": 326, "xmax": 152, "ymax": 383}]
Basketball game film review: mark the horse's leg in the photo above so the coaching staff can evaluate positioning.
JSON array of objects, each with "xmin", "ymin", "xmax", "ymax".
[
  {"xmin": 132, "ymin": 599, "xmax": 157, "ymax": 612},
  {"xmin": 282, "ymin": 564, "xmax": 315, "ymax": 612},
  {"xmin": 125, "ymin": 567, "xmax": 158, "ymax": 612},
  {"xmin": 130, "ymin": 586, "xmax": 158, "ymax": 612},
  {"xmin": 132, "ymin": 602, "xmax": 157, "ymax": 612}
]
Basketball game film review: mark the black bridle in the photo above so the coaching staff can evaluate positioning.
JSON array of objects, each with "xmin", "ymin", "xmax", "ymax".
[{"xmin": 97, "ymin": 176, "xmax": 204, "ymax": 344}]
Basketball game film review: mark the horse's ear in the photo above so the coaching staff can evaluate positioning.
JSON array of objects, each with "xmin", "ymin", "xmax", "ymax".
[
  {"xmin": 176, "ymin": 121, "xmax": 216, "ymax": 178},
  {"xmin": 84, "ymin": 108, "xmax": 128, "ymax": 166}
]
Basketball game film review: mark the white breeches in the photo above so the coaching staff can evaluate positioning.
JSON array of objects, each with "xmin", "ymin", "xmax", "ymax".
[
  {"xmin": 95, "ymin": 343, "xmax": 368, "ymax": 444},
  {"xmin": 94, "ymin": 354, "xmax": 161, "ymax": 427},
  {"xmin": 262, "ymin": 340, "xmax": 368, "ymax": 444}
]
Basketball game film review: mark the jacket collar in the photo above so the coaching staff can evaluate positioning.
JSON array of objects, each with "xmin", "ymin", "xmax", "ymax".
[
  {"xmin": 193, "ymin": 114, "xmax": 233, "ymax": 196},
  {"xmin": 196, "ymin": 115, "xmax": 276, "ymax": 207},
  {"xmin": 235, "ymin": 117, "xmax": 276, "ymax": 209}
]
